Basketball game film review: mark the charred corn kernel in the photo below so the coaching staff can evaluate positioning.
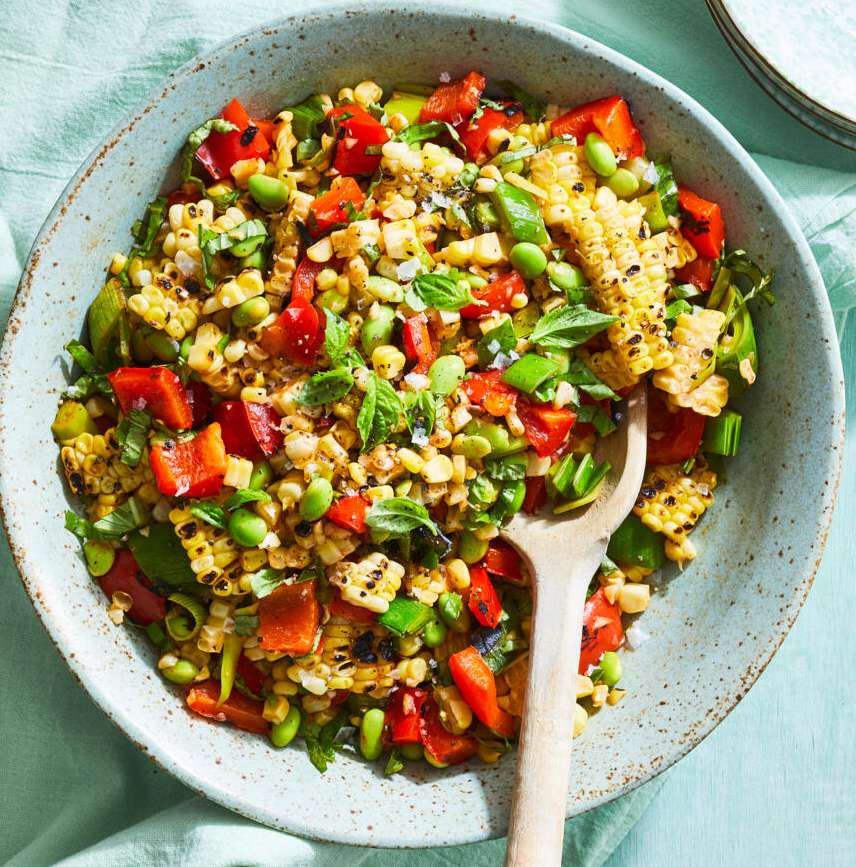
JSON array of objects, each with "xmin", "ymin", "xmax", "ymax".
[
  {"xmin": 316, "ymin": 268, "xmax": 338, "ymax": 292},
  {"xmin": 421, "ymin": 455, "xmax": 454, "ymax": 484},
  {"xmin": 353, "ymin": 79, "xmax": 383, "ymax": 106},
  {"xmin": 393, "ymin": 656, "xmax": 429, "ymax": 687},
  {"xmin": 223, "ymin": 455, "xmax": 254, "ymax": 489},
  {"xmin": 397, "ymin": 448, "xmax": 424, "ymax": 473},
  {"xmin": 668, "ymin": 372, "xmax": 730, "ymax": 417},
  {"xmin": 573, "ymin": 703, "xmax": 588, "ymax": 738},
  {"xmin": 653, "ymin": 308, "xmax": 724, "ymax": 396},
  {"xmin": 591, "ymin": 683, "xmax": 609, "ymax": 708},
  {"xmin": 406, "ymin": 566, "xmax": 447, "ymax": 606},
  {"xmin": 306, "ymin": 236, "xmax": 333, "ymax": 263},
  {"xmin": 434, "ymin": 685, "xmax": 473, "ymax": 734},
  {"xmin": 284, "ymin": 431, "xmax": 318, "ymax": 466},
  {"xmin": 329, "ymin": 551, "xmax": 404, "ymax": 613},
  {"xmin": 441, "ymin": 233, "xmax": 506, "ymax": 267},
  {"xmin": 263, "ymin": 694, "xmax": 291, "ymax": 725},
  {"xmin": 365, "ymin": 484, "xmax": 394, "ymax": 503},
  {"xmin": 217, "ymin": 269, "xmax": 265, "ymax": 309},
  {"xmin": 577, "ymin": 674, "xmax": 595, "ymax": 698},
  {"xmin": 618, "ymin": 583, "xmax": 650, "ymax": 614}
]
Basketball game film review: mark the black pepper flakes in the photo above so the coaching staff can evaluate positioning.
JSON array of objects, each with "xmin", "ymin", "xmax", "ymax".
[{"xmin": 240, "ymin": 126, "xmax": 258, "ymax": 146}]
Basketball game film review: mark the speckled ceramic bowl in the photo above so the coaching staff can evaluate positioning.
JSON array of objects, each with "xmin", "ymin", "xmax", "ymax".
[{"xmin": 0, "ymin": 2, "xmax": 844, "ymax": 848}]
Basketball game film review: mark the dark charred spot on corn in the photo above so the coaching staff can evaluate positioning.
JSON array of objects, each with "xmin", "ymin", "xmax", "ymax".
[
  {"xmin": 573, "ymin": 182, "xmax": 585, "ymax": 192},
  {"xmin": 354, "ymin": 631, "xmax": 377, "ymax": 663},
  {"xmin": 664, "ymin": 495, "xmax": 678, "ymax": 507},
  {"xmin": 184, "ymin": 278, "xmax": 200, "ymax": 294},
  {"xmin": 240, "ymin": 126, "xmax": 259, "ymax": 147},
  {"xmin": 69, "ymin": 472, "xmax": 85, "ymax": 495},
  {"xmin": 295, "ymin": 521, "xmax": 312, "ymax": 537},
  {"xmin": 702, "ymin": 348, "xmax": 714, "ymax": 359},
  {"xmin": 200, "ymin": 570, "xmax": 218, "ymax": 584},
  {"xmin": 365, "ymin": 580, "xmax": 376, "ymax": 590},
  {"xmin": 640, "ymin": 485, "xmax": 658, "ymax": 499},
  {"xmin": 177, "ymin": 520, "xmax": 198, "ymax": 538},
  {"xmin": 654, "ymin": 478, "xmax": 667, "ymax": 490},
  {"xmin": 214, "ymin": 578, "xmax": 231, "ymax": 593},
  {"xmin": 627, "ymin": 333, "xmax": 643, "ymax": 345},
  {"xmin": 378, "ymin": 637, "xmax": 395, "ymax": 661}
]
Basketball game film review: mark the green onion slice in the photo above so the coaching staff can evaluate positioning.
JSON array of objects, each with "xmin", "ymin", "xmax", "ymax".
[{"xmin": 165, "ymin": 592, "xmax": 206, "ymax": 641}]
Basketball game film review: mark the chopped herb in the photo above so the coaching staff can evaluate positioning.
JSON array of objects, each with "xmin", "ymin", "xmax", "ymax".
[
  {"xmin": 530, "ymin": 304, "xmax": 617, "ymax": 349},
  {"xmin": 299, "ymin": 369, "xmax": 355, "ymax": 406},
  {"xmin": 384, "ymin": 749, "xmax": 405, "ymax": 776},
  {"xmin": 357, "ymin": 373, "xmax": 402, "ymax": 451},
  {"xmin": 223, "ymin": 488, "xmax": 273, "ymax": 510},
  {"xmin": 653, "ymin": 156, "xmax": 679, "ymax": 217},
  {"xmin": 476, "ymin": 318, "xmax": 517, "ymax": 367},
  {"xmin": 234, "ymin": 614, "xmax": 259, "ymax": 636},
  {"xmin": 188, "ymin": 501, "xmax": 227, "ymax": 529},
  {"xmin": 406, "ymin": 269, "xmax": 477, "ymax": 311},
  {"xmin": 64, "ymin": 340, "xmax": 99, "ymax": 374},
  {"xmin": 116, "ymin": 409, "xmax": 152, "ymax": 468},
  {"xmin": 249, "ymin": 567, "xmax": 287, "ymax": 599},
  {"xmin": 496, "ymin": 80, "xmax": 546, "ymax": 121},
  {"xmin": 365, "ymin": 498, "xmax": 438, "ymax": 537}
]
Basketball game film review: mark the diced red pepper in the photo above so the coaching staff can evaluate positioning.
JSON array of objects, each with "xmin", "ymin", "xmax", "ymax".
[
  {"xmin": 551, "ymin": 95, "xmax": 645, "ymax": 159},
  {"xmin": 259, "ymin": 302, "xmax": 323, "ymax": 367},
  {"xmin": 213, "ymin": 400, "xmax": 283, "ymax": 460},
  {"xmin": 483, "ymin": 540, "xmax": 525, "ymax": 584},
  {"xmin": 252, "ymin": 118, "xmax": 278, "ymax": 143},
  {"xmin": 646, "ymin": 386, "xmax": 706, "ymax": 465},
  {"xmin": 328, "ymin": 105, "xmax": 389, "ymax": 176},
  {"xmin": 460, "ymin": 271, "xmax": 526, "ymax": 319},
  {"xmin": 98, "ymin": 549, "xmax": 166, "ymax": 626},
  {"xmin": 167, "ymin": 186, "xmax": 202, "ymax": 207},
  {"xmin": 467, "ymin": 565, "xmax": 502, "ymax": 629},
  {"xmin": 195, "ymin": 98, "xmax": 272, "ymax": 181},
  {"xmin": 328, "ymin": 589, "xmax": 378, "ymax": 624},
  {"xmin": 185, "ymin": 379, "xmax": 212, "ymax": 428},
  {"xmin": 674, "ymin": 256, "xmax": 716, "ymax": 293},
  {"xmin": 523, "ymin": 476, "xmax": 547, "ymax": 515},
  {"xmin": 579, "ymin": 588, "xmax": 624, "ymax": 674},
  {"xmin": 290, "ymin": 257, "xmax": 326, "ymax": 306},
  {"xmin": 149, "ymin": 422, "xmax": 228, "ymax": 498},
  {"xmin": 449, "ymin": 645, "xmax": 515, "ymax": 738},
  {"xmin": 419, "ymin": 695, "xmax": 478, "ymax": 765},
  {"xmin": 386, "ymin": 686, "xmax": 428, "ymax": 745},
  {"xmin": 186, "ymin": 678, "xmax": 268, "ymax": 735},
  {"xmin": 419, "ymin": 71, "xmax": 486, "ymax": 125},
  {"xmin": 516, "ymin": 400, "xmax": 576, "ymax": 457},
  {"xmin": 258, "ymin": 581, "xmax": 320, "ymax": 656},
  {"xmin": 236, "ymin": 654, "xmax": 266, "ymax": 695},
  {"xmin": 461, "ymin": 370, "xmax": 519, "ymax": 417},
  {"xmin": 107, "ymin": 367, "xmax": 193, "ymax": 430},
  {"xmin": 325, "ymin": 494, "xmax": 369, "ymax": 534},
  {"xmin": 402, "ymin": 314, "xmax": 437, "ymax": 375},
  {"xmin": 677, "ymin": 187, "xmax": 726, "ymax": 259},
  {"xmin": 308, "ymin": 177, "xmax": 366, "ymax": 235},
  {"xmin": 458, "ymin": 105, "xmax": 523, "ymax": 161}
]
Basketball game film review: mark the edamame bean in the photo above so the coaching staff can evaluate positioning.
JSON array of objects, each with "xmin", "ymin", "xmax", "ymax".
[
  {"xmin": 299, "ymin": 478, "xmax": 334, "ymax": 521},
  {"xmin": 437, "ymin": 591, "xmax": 472, "ymax": 633},
  {"xmin": 144, "ymin": 327, "xmax": 179, "ymax": 362},
  {"xmin": 162, "ymin": 659, "xmax": 199, "ymax": 685},
  {"xmin": 605, "ymin": 167, "xmax": 640, "ymax": 199},
  {"xmin": 317, "ymin": 288, "xmax": 349, "ymax": 314},
  {"xmin": 422, "ymin": 618, "xmax": 447, "ymax": 648},
  {"xmin": 546, "ymin": 261, "xmax": 587, "ymax": 293},
  {"xmin": 400, "ymin": 743, "xmax": 423, "ymax": 760},
  {"xmin": 365, "ymin": 275, "xmax": 404, "ymax": 303},
  {"xmin": 247, "ymin": 173, "xmax": 290, "ymax": 211},
  {"xmin": 229, "ymin": 508, "xmax": 268, "ymax": 547},
  {"xmin": 359, "ymin": 708, "xmax": 385, "ymax": 761},
  {"xmin": 461, "ymin": 272, "xmax": 488, "ymax": 290},
  {"xmin": 238, "ymin": 248, "xmax": 267, "ymax": 270},
  {"xmin": 249, "ymin": 460, "xmax": 273, "ymax": 490},
  {"xmin": 584, "ymin": 132, "xmax": 617, "ymax": 177},
  {"xmin": 458, "ymin": 162, "xmax": 480, "ymax": 188},
  {"xmin": 83, "ymin": 540, "xmax": 115, "ymax": 577},
  {"xmin": 599, "ymin": 651, "xmax": 623, "ymax": 686},
  {"xmin": 180, "ymin": 335, "xmax": 193, "ymax": 360},
  {"xmin": 270, "ymin": 705, "xmax": 301, "ymax": 748},
  {"xmin": 451, "ymin": 434, "xmax": 492, "ymax": 460},
  {"xmin": 458, "ymin": 530, "xmax": 489, "ymax": 565},
  {"xmin": 429, "ymin": 355, "xmax": 466, "ymax": 396},
  {"xmin": 231, "ymin": 295, "xmax": 270, "ymax": 328},
  {"xmin": 509, "ymin": 242, "xmax": 548, "ymax": 280},
  {"xmin": 361, "ymin": 305, "xmax": 396, "ymax": 355}
]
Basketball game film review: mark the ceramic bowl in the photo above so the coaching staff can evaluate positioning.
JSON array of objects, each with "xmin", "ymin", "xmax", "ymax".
[{"xmin": 0, "ymin": 2, "xmax": 844, "ymax": 848}]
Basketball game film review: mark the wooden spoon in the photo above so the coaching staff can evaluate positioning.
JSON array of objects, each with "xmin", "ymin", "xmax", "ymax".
[{"xmin": 504, "ymin": 384, "xmax": 648, "ymax": 867}]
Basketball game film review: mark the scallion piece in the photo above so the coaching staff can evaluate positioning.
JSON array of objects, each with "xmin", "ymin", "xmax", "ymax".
[
  {"xmin": 378, "ymin": 597, "xmax": 435, "ymax": 637},
  {"xmin": 607, "ymin": 514, "xmax": 665, "ymax": 570},
  {"xmin": 702, "ymin": 409, "xmax": 742, "ymax": 456},
  {"xmin": 489, "ymin": 181, "xmax": 548, "ymax": 245}
]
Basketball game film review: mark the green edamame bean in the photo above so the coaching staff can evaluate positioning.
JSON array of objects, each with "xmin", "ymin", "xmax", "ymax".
[
  {"xmin": 437, "ymin": 592, "xmax": 472, "ymax": 633},
  {"xmin": 458, "ymin": 530, "xmax": 489, "ymax": 565},
  {"xmin": 461, "ymin": 272, "xmax": 488, "ymax": 290},
  {"xmin": 546, "ymin": 261, "xmax": 587, "ymax": 293},
  {"xmin": 317, "ymin": 288, "xmax": 349, "ymax": 314},
  {"xmin": 429, "ymin": 355, "xmax": 466, "ymax": 396},
  {"xmin": 599, "ymin": 651, "xmax": 623, "ymax": 686},
  {"xmin": 509, "ymin": 242, "xmax": 548, "ymax": 280},
  {"xmin": 249, "ymin": 460, "xmax": 273, "ymax": 491},
  {"xmin": 361, "ymin": 305, "xmax": 396, "ymax": 355},
  {"xmin": 162, "ymin": 659, "xmax": 199, "ymax": 685},
  {"xmin": 228, "ymin": 508, "xmax": 268, "ymax": 547},
  {"xmin": 270, "ymin": 705, "xmax": 301, "ymax": 748},
  {"xmin": 238, "ymin": 248, "xmax": 267, "ymax": 270},
  {"xmin": 83, "ymin": 540, "xmax": 115, "ymax": 577},
  {"xmin": 247, "ymin": 173, "xmax": 290, "ymax": 211},
  {"xmin": 359, "ymin": 708, "xmax": 385, "ymax": 761},
  {"xmin": 584, "ymin": 132, "xmax": 617, "ymax": 177},
  {"xmin": 365, "ymin": 275, "xmax": 404, "ymax": 303},
  {"xmin": 452, "ymin": 434, "xmax": 492, "ymax": 460},
  {"xmin": 180, "ymin": 335, "xmax": 193, "ymax": 360},
  {"xmin": 458, "ymin": 162, "xmax": 480, "ymax": 188},
  {"xmin": 400, "ymin": 743, "xmax": 424, "ymax": 760},
  {"xmin": 605, "ymin": 167, "xmax": 640, "ymax": 199},
  {"xmin": 394, "ymin": 635, "xmax": 423, "ymax": 657},
  {"xmin": 143, "ymin": 327, "xmax": 179, "ymax": 362},
  {"xmin": 231, "ymin": 295, "xmax": 270, "ymax": 328},
  {"xmin": 422, "ymin": 618, "xmax": 447, "ymax": 648},
  {"xmin": 300, "ymin": 478, "xmax": 334, "ymax": 521}
]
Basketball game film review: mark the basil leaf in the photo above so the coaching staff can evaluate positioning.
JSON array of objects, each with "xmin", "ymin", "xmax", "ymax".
[
  {"xmin": 202, "ymin": 219, "xmax": 268, "ymax": 257},
  {"xmin": 64, "ymin": 373, "xmax": 113, "ymax": 402},
  {"xmin": 323, "ymin": 309, "xmax": 351, "ymax": 366},
  {"xmin": 64, "ymin": 340, "xmax": 99, "ymax": 374},
  {"xmin": 188, "ymin": 501, "xmax": 227, "ymax": 529},
  {"xmin": 90, "ymin": 496, "xmax": 149, "ymax": 539},
  {"xmin": 127, "ymin": 522, "xmax": 196, "ymax": 588},
  {"xmin": 653, "ymin": 157, "xmax": 679, "ymax": 218},
  {"xmin": 530, "ymin": 304, "xmax": 617, "ymax": 349},
  {"xmin": 65, "ymin": 511, "xmax": 94, "ymax": 541},
  {"xmin": 384, "ymin": 749, "xmax": 405, "ymax": 776},
  {"xmin": 408, "ymin": 270, "xmax": 477, "ymax": 311},
  {"xmin": 180, "ymin": 117, "xmax": 238, "ymax": 189},
  {"xmin": 477, "ymin": 318, "xmax": 517, "ymax": 367},
  {"xmin": 286, "ymin": 95, "xmax": 327, "ymax": 142},
  {"xmin": 116, "ymin": 409, "xmax": 151, "ymax": 468},
  {"xmin": 295, "ymin": 561, "xmax": 324, "ymax": 584},
  {"xmin": 357, "ymin": 373, "xmax": 402, "ymax": 451},
  {"xmin": 365, "ymin": 497, "xmax": 438, "ymax": 536},
  {"xmin": 234, "ymin": 614, "xmax": 259, "ymax": 636},
  {"xmin": 224, "ymin": 489, "xmax": 273, "ymax": 510},
  {"xmin": 574, "ymin": 403, "xmax": 617, "ymax": 436},
  {"xmin": 404, "ymin": 390, "xmax": 437, "ymax": 442},
  {"xmin": 720, "ymin": 249, "xmax": 775, "ymax": 309},
  {"xmin": 484, "ymin": 456, "xmax": 527, "ymax": 482},
  {"xmin": 665, "ymin": 298, "xmax": 694, "ymax": 321},
  {"xmin": 496, "ymin": 80, "xmax": 546, "ymax": 122},
  {"xmin": 198, "ymin": 225, "xmax": 219, "ymax": 290},
  {"xmin": 208, "ymin": 188, "xmax": 241, "ymax": 211},
  {"xmin": 394, "ymin": 121, "xmax": 445, "ymax": 146},
  {"xmin": 250, "ymin": 567, "xmax": 287, "ymax": 599},
  {"xmin": 564, "ymin": 358, "xmax": 618, "ymax": 401},
  {"xmin": 299, "ymin": 369, "xmax": 354, "ymax": 406}
]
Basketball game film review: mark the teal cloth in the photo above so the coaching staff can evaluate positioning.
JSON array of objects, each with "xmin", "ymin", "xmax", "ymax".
[{"xmin": 0, "ymin": 1, "xmax": 852, "ymax": 865}]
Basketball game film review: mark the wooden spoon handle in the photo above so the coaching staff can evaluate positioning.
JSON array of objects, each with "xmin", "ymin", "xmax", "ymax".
[{"xmin": 505, "ymin": 542, "xmax": 605, "ymax": 867}]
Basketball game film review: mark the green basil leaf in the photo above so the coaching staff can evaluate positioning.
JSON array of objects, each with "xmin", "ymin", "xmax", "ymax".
[
  {"xmin": 530, "ymin": 304, "xmax": 617, "ymax": 349},
  {"xmin": 496, "ymin": 80, "xmax": 546, "ymax": 122},
  {"xmin": 130, "ymin": 196, "xmax": 168, "ymax": 258},
  {"xmin": 202, "ymin": 219, "xmax": 268, "ymax": 258},
  {"xmin": 198, "ymin": 225, "xmax": 219, "ymax": 290},
  {"xmin": 285, "ymin": 95, "xmax": 327, "ymax": 142},
  {"xmin": 384, "ymin": 749, "xmax": 405, "ymax": 776},
  {"xmin": 208, "ymin": 188, "xmax": 241, "ymax": 211},
  {"xmin": 250, "ymin": 567, "xmax": 287, "ymax": 599},
  {"xmin": 64, "ymin": 340, "xmax": 99, "ymax": 374},
  {"xmin": 357, "ymin": 374, "xmax": 402, "ymax": 451},
  {"xmin": 365, "ymin": 497, "xmax": 438, "ymax": 536},
  {"xmin": 574, "ymin": 403, "xmax": 617, "ymax": 436},
  {"xmin": 234, "ymin": 614, "xmax": 260, "ymax": 636},
  {"xmin": 64, "ymin": 511, "xmax": 94, "ymax": 541},
  {"xmin": 299, "ymin": 369, "xmax": 354, "ymax": 406},
  {"xmin": 224, "ymin": 489, "xmax": 273, "ymax": 510},
  {"xmin": 116, "ymin": 409, "xmax": 151, "ymax": 468},
  {"xmin": 564, "ymin": 357, "xmax": 618, "ymax": 401},
  {"xmin": 90, "ymin": 496, "xmax": 149, "ymax": 539},
  {"xmin": 127, "ymin": 522, "xmax": 196, "ymax": 588},
  {"xmin": 404, "ymin": 390, "xmax": 437, "ymax": 442},
  {"xmin": 720, "ymin": 249, "xmax": 776, "ymax": 310},
  {"xmin": 476, "ymin": 318, "xmax": 517, "ymax": 367},
  {"xmin": 180, "ymin": 117, "xmax": 238, "ymax": 189},
  {"xmin": 188, "ymin": 501, "xmax": 227, "ymax": 529},
  {"xmin": 653, "ymin": 157, "xmax": 679, "ymax": 218},
  {"xmin": 296, "ymin": 137, "xmax": 322, "ymax": 162},
  {"xmin": 408, "ymin": 269, "xmax": 476, "ymax": 311},
  {"xmin": 394, "ymin": 121, "xmax": 445, "ymax": 146},
  {"xmin": 323, "ymin": 309, "xmax": 351, "ymax": 366},
  {"xmin": 665, "ymin": 298, "xmax": 694, "ymax": 321},
  {"xmin": 295, "ymin": 561, "xmax": 324, "ymax": 584}
]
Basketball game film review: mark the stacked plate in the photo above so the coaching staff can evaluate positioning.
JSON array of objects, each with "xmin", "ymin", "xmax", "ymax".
[{"xmin": 707, "ymin": 0, "xmax": 856, "ymax": 150}]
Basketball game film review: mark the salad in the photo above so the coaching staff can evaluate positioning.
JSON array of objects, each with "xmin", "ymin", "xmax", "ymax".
[{"xmin": 55, "ymin": 72, "xmax": 773, "ymax": 772}]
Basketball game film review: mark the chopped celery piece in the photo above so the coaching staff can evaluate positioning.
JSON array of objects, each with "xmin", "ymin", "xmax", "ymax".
[
  {"xmin": 638, "ymin": 191, "xmax": 668, "ymax": 234},
  {"xmin": 607, "ymin": 514, "xmax": 665, "ymax": 570},
  {"xmin": 703, "ymin": 408, "xmax": 742, "ymax": 456},
  {"xmin": 501, "ymin": 353, "xmax": 561, "ymax": 393},
  {"xmin": 383, "ymin": 92, "xmax": 427, "ymax": 124},
  {"xmin": 378, "ymin": 597, "xmax": 435, "ymax": 637},
  {"xmin": 489, "ymin": 182, "xmax": 548, "ymax": 245}
]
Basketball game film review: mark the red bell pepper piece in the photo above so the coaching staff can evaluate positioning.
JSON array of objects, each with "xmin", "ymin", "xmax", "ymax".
[
  {"xmin": 328, "ymin": 589, "xmax": 377, "ymax": 625},
  {"xmin": 646, "ymin": 387, "xmax": 706, "ymax": 465},
  {"xmin": 551, "ymin": 95, "xmax": 645, "ymax": 159},
  {"xmin": 259, "ymin": 302, "xmax": 323, "ymax": 367},
  {"xmin": 386, "ymin": 686, "xmax": 428, "ymax": 745},
  {"xmin": 185, "ymin": 379, "xmax": 212, "ymax": 428},
  {"xmin": 516, "ymin": 400, "xmax": 576, "ymax": 457},
  {"xmin": 674, "ymin": 256, "xmax": 716, "ymax": 293},
  {"xmin": 458, "ymin": 105, "xmax": 523, "ymax": 161},
  {"xmin": 677, "ymin": 187, "xmax": 725, "ymax": 259},
  {"xmin": 308, "ymin": 177, "xmax": 366, "ymax": 236},
  {"xmin": 579, "ymin": 588, "xmax": 624, "ymax": 674},
  {"xmin": 328, "ymin": 105, "xmax": 389, "ymax": 176},
  {"xmin": 325, "ymin": 494, "xmax": 369, "ymax": 534},
  {"xmin": 252, "ymin": 118, "xmax": 278, "ymax": 143},
  {"xmin": 213, "ymin": 400, "xmax": 283, "ymax": 460},
  {"xmin": 167, "ymin": 186, "xmax": 202, "ymax": 207},
  {"xmin": 461, "ymin": 370, "xmax": 519, "ymax": 417},
  {"xmin": 419, "ymin": 71, "xmax": 486, "ymax": 125},
  {"xmin": 258, "ymin": 580, "xmax": 320, "ymax": 656},
  {"xmin": 449, "ymin": 645, "xmax": 515, "ymax": 738},
  {"xmin": 483, "ymin": 540, "xmax": 525, "ymax": 584},
  {"xmin": 149, "ymin": 422, "xmax": 228, "ymax": 498},
  {"xmin": 459, "ymin": 271, "xmax": 526, "ymax": 319},
  {"xmin": 402, "ymin": 314, "xmax": 437, "ymax": 375},
  {"xmin": 522, "ymin": 476, "xmax": 547, "ymax": 515},
  {"xmin": 467, "ymin": 565, "xmax": 502, "ymax": 629},
  {"xmin": 290, "ymin": 257, "xmax": 326, "ymax": 306},
  {"xmin": 98, "ymin": 549, "xmax": 166, "ymax": 626},
  {"xmin": 419, "ymin": 695, "xmax": 478, "ymax": 765},
  {"xmin": 236, "ymin": 655, "xmax": 266, "ymax": 695},
  {"xmin": 195, "ymin": 98, "xmax": 272, "ymax": 181},
  {"xmin": 107, "ymin": 367, "xmax": 193, "ymax": 430},
  {"xmin": 186, "ymin": 679, "xmax": 268, "ymax": 735}
]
